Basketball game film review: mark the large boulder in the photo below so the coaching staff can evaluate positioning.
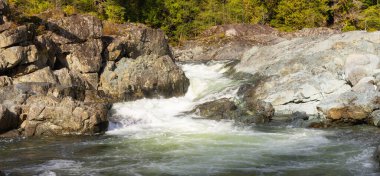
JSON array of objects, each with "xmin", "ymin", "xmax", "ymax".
[
  {"xmin": 0, "ymin": 25, "xmax": 35, "ymax": 48},
  {"xmin": 46, "ymin": 15, "xmax": 102, "ymax": 44},
  {"xmin": 59, "ymin": 39, "xmax": 103, "ymax": 73},
  {"xmin": 100, "ymin": 55, "xmax": 189, "ymax": 100},
  {"xmin": 345, "ymin": 54, "xmax": 380, "ymax": 86},
  {"xmin": 22, "ymin": 95, "xmax": 108, "ymax": 136},
  {"xmin": 317, "ymin": 91, "xmax": 380, "ymax": 122}
]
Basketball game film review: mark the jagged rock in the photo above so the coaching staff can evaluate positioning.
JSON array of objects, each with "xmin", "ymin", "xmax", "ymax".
[
  {"xmin": 0, "ymin": 25, "xmax": 35, "ymax": 48},
  {"xmin": 317, "ymin": 91, "xmax": 380, "ymax": 122},
  {"xmin": 0, "ymin": 76, "xmax": 11, "ymax": 87},
  {"xmin": 194, "ymin": 98, "xmax": 239, "ymax": 120},
  {"xmin": 345, "ymin": 54, "xmax": 380, "ymax": 86},
  {"xmin": 0, "ymin": 104, "xmax": 19, "ymax": 133},
  {"xmin": 46, "ymin": 15, "xmax": 102, "ymax": 44},
  {"xmin": 59, "ymin": 39, "xmax": 103, "ymax": 73},
  {"xmin": 291, "ymin": 111, "xmax": 309, "ymax": 121},
  {"xmin": 22, "ymin": 96, "xmax": 108, "ymax": 136},
  {"xmin": 0, "ymin": 0, "xmax": 9, "ymax": 16},
  {"xmin": 100, "ymin": 55, "xmax": 189, "ymax": 100},
  {"xmin": 13, "ymin": 67, "xmax": 58, "ymax": 84}
]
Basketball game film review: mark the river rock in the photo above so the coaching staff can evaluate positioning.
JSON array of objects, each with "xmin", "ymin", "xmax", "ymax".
[
  {"xmin": 46, "ymin": 14, "xmax": 102, "ymax": 44},
  {"xmin": 59, "ymin": 39, "xmax": 103, "ymax": 73},
  {"xmin": 0, "ymin": 104, "xmax": 19, "ymax": 133},
  {"xmin": 194, "ymin": 98, "xmax": 239, "ymax": 120},
  {"xmin": 352, "ymin": 77, "xmax": 376, "ymax": 93},
  {"xmin": 99, "ymin": 55, "xmax": 189, "ymax": 100},
  {"xmin": 0, "ymin": 76, "xmax": 11, "ymax": 87},
  {"xmin": 370, "ymin": 110, "xmax": 380, "ymax": 127},
  {"xmin": 22, "ymin": 95, "xmax": 108, "ymax": 136},
  {"xmin": 345, "ymin": 54, "xmax": 380, "ymax": 86},
  {"xmin": 317, "ymin": 91, "xmax": 380, "ymax": 122},
  {"xmin": 0, "ymin": 25, "xmax": 35, "ymax": 48}
]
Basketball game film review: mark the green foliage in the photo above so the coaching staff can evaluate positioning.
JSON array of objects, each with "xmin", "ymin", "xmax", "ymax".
[
  {"xmin": 6, "ymin": 0, "xmax": 380, "ymax": 42},
  {"xmin": 359, "ymin": 5, "xmax": 380, "ymax": 31},
  {"xmin": 271, "ymin": 0, "xmax": 329, "ymax": 31}
]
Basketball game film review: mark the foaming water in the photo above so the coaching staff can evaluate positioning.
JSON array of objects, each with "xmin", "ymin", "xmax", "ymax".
[{"xmin": 1, "ymin": 61, "xmax": 380, "ymax": 175}]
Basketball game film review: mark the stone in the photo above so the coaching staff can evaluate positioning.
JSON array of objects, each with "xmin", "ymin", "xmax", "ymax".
[
  {"xmin": 0, "ymin": 0, "xmax": 9, "ymax": 16},
  {"xmin": 59, "ymin": 39, "xmax": 103, "ymax": 73},
  {"xmin": 317, "ymin": 91, "xmax": 380, "ymax": 122},
  {"xmin": 46, "ymin": 14, "xmax": 102, "ymax": 44},
  {"xmin": 194, "ymin": 98, "xmax": 239, "ymax": 121},
  {"xmin": 345, "ymin": 54, "xmax": 380, "ymax": 86},
  {"xmin": 291, "ymin": 111, "xmax": 309, "ymax": 121},
  {"xmin": 22, "ymin": 96, "xmax": 109, "ymax": 136},
  {"xmin": 13, "ymin": 67, "xmax": 58, "ymax": 84},
  {"xmin": 0, "ymin": 104, "xmax": 19, "ymax": 133},
  {"xmin": 0, "ymin": 25, "xmax": 35, "ymax": 48},
  {"xmin": 99, "ymin": 55, "xmax": 189, "ymax": 100},
  {"xmin": 370, "ymin": 110, "xmax": 380, "ymax": 127}
]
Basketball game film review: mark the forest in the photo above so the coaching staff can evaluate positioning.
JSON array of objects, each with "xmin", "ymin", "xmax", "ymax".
[{"xmin": 6, "ymin": 0, "xmax": 380, "ymax": 41}]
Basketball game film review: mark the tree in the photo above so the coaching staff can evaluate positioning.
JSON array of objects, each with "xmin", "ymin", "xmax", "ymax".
[
  {"xmin": 359, "ymin": 4, "xmax": 380, "ymax": 31},
  {"xmin": 271, "ymin": 0, "xmax": 329, "ymax": 31}
]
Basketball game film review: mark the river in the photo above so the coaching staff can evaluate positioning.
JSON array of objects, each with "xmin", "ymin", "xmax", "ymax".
[{"xmin": 1, "ymin": 61, "xmax": 380, "ymax": 175}]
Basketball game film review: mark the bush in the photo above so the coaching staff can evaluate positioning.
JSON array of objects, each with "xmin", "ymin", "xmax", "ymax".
[{"xmin": 105, "ymin": 4, "xmax": 126, "ymax": 23}]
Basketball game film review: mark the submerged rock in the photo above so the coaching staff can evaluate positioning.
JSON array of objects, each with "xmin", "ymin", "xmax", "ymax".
[{"xmin": 0, "ymin": 104, "xmax": 19, "ymax": 133}]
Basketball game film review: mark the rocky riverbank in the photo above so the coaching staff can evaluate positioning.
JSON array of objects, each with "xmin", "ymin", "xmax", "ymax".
[{"xmin": 0, "ymin": 0, "xmax": 189, "ymax": 137}]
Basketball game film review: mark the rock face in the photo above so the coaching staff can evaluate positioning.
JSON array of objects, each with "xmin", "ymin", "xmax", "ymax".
[
  {"xmin": 236, "ymin": 31, "xmax": 380, "ymax": 116},
  {"xmin": 100, "ymin": 55, "xmax": 189, "ymax": 100},
  {"xmin": 193, "ymin": 98, "xmax": 274, "ymax": 124},
  {"xmin": 0, "ymin": 13, "xmax": 189, "ymax": 137}
]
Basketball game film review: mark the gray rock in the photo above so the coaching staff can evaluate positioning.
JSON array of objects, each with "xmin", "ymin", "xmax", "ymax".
[
  {"xmin": 0, "ymin": 25, "xmax": 35, "ymax": 48},
  {"xmin": 370, "ymin": 110, "xmax": 380, "ymax": 127},
  {"xmin": 352, "ymin": 77, "xmax": 376, "ymax": 93},
  {"xmin": 59, "ymin": 39, "xmax": 103, "ymax": 73},
  {"xmin": 99, "ymin": 55, "xmax": 189, "ymax": 100},
  {"xmin": 236, "ymin": 31, "xmax": 380, "ymax": 115},
  {"xmin": 22, "ymin": 96, "xmax": 108, "ymax": 136},
  {"xmin": 46, "ymin": 14, "xmax": 102, "ymax": 44},
  {"xmin": 345, "ymin": 54, "xmax": 380, "ymax": 86}
]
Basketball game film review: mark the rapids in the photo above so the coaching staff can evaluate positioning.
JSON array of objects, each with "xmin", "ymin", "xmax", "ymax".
[{"xmin": 1, "ymin": 61, "xmax": 380, "ymax": 176}]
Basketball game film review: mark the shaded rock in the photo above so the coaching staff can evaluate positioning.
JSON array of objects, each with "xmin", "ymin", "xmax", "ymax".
[
  {"xmin": 0, "ymin": 25, "xmax": 35, "ymax": 48},
  {"xmin": 46, "ymin": 14, "xmax": 102, "ymax": 44},
  {"xmin": 0, "ymin": 129, "xmax": 21, "ymax": 138},
  {"xmin": 99, "ymin": 55, "xmax": 189, "ymax": 100},
  {"xmin": 242, "ymin": 100, "xmax": 275, "ymax": 124},
  {"xmin": 13, "ymin": 67, "xmax": 58, "ymax": 84},
  {"xmin": 291, "ymin": 111, "xmax": 309, "ymax": 121},
  {"xmin": 22, "ymin": 96, "xmax": 108, "ymax": 136},
  {"xmin": 345, "ymin": 54, "xmax": 380, "ymax": 86},
  {"xmin": 317, "ymin": 91, "xmax": 380, "ymax": 122},
  {"xmin": 0, "ymin": 104, "xmax": 19, "ymax": 133},
  {"xmin": 194, "ymin": 98, "xmax": 239, "ymax": 120},
  {"xmin": 0, "ymin": 0, "xmax": 9, "ymax": 16},
  {"xmin": 59, "ymin": 39, "xmax": 103, "ymax": 73}
]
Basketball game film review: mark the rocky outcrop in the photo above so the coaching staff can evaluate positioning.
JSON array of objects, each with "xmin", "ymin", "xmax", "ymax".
[
  {"xmin": 100, "ymin": 55, "xmax": 189, "ymax": 100},
  {"xmin": 235, "ymin": 31, "xmax": 380, "ymax": 117},
  {"xmin": 0, "ymin": 12, "xmax": 189, "ymax": 137}
]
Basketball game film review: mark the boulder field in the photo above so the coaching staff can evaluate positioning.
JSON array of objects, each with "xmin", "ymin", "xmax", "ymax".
[{"xmin": 0, "ymin": 0, "xmax": 189, "ymax": 137}]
